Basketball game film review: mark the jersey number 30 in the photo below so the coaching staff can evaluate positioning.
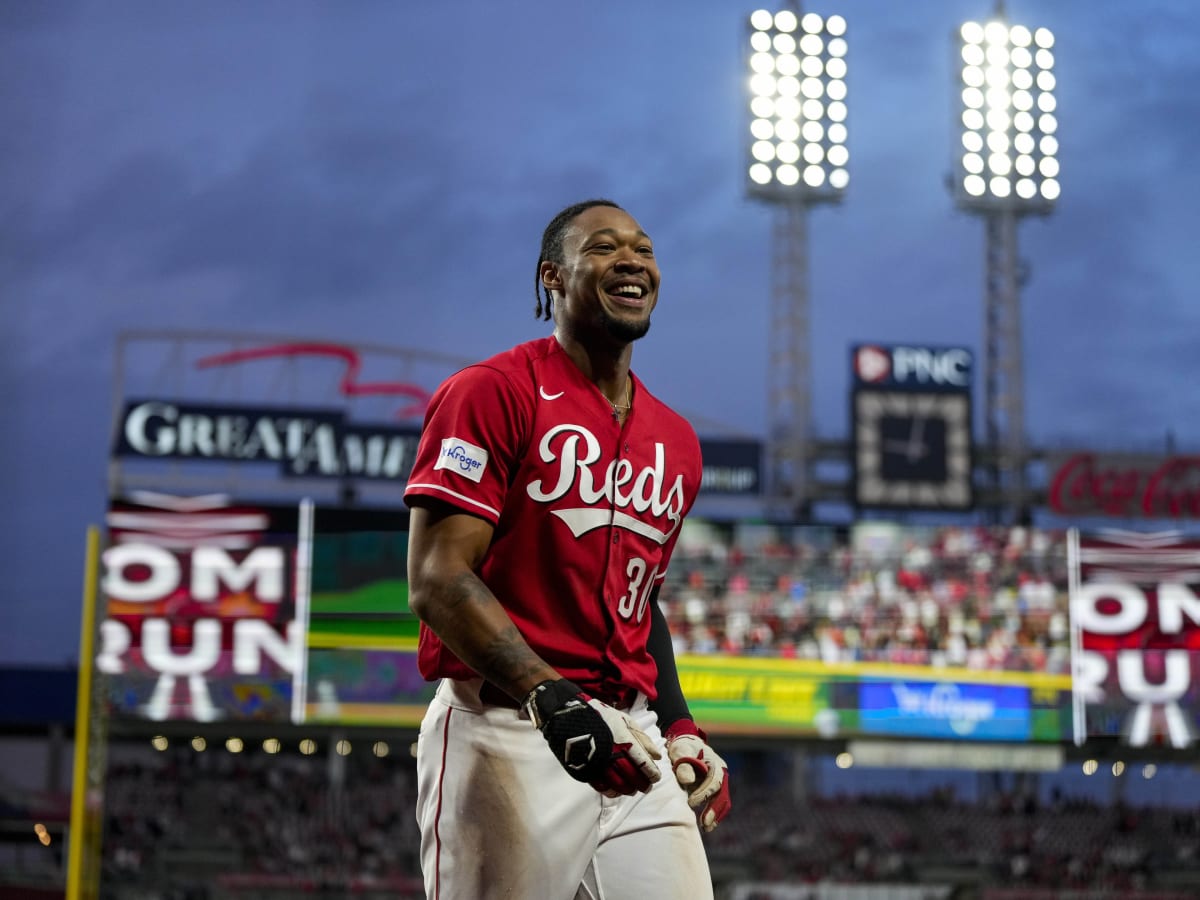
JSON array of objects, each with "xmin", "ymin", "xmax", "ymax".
[{"xmin": 617, "ymin": 556, "xmax": 658, "ymax": 623}]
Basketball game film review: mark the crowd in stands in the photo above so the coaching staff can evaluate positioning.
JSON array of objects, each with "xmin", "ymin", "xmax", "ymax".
[
  {"xmin": 102, "ymin": 744, "xmax": 423, "ymax": 899},
  {"xmin": 94, "ymin": 739, "xmax": 1200, "ymax": 899},
  {"xmin": 712, "ymin": 784, "xmax": 1200, "ymax": 897},
  {"xmin": 0, "ymin": 776, "xmax": 68, "ymax": 896},
  {"xmin": 660, "ymin": 523, "xmax": 1072, "ymax": 673}
]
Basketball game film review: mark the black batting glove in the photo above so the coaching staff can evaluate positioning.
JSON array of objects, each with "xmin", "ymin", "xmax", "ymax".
[{"xmin": 523, "ymin": 679, "xmax": 662, "ymax": 795}]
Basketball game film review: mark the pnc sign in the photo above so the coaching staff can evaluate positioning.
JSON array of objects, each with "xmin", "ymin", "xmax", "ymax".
[{"xmin": 852, "ymin": 344, "xmax": 973, "ymax": 391}]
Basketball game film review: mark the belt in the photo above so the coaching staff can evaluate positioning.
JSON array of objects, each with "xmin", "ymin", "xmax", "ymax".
[
  {"xmin": 477, "ymin": 680, "xmax": 637, "ymax": 712},
  {"xmin": 477, "ymin": 681, "xmax": 522, "ymax": 709}
]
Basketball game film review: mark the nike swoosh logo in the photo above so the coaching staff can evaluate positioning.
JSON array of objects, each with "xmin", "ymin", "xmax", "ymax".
[{"xmin": 539, "ymin": 387, "xmax": 565, "ymax": 400}]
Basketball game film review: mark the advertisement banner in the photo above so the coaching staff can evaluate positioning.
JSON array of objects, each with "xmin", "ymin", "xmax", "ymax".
[
  {"xmin": 851, "ymin": 344, "xmax": 974, "ymax": 391},
  {"xmin": 112, "ymin": 399, "xmax": 421, "ymax": 480},
  {"xmin": 677, "ymin": 657, "xmax": 1071, "ymax": 742},
  {"xmin": 677, "ymin": 657, "xmax": 857, "ymax": 737},
  {"xmin": 699, "ymin": 439, "xmax": 763, "ymax": 495},
  {"xmin": 858, "ymin": 680, "xmax": 1030, "ymax": 741},
  {"xmin": 1048, "ymin": 453, "xmax": 1200, "ymax": 520}
]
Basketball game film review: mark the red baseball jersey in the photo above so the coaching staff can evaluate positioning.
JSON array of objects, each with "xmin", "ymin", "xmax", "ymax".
[{"xmin": 404, "ymin": 336, "xmax": 702, "ymax": 699}]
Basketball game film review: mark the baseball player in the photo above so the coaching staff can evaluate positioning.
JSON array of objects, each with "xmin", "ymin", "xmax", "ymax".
[{"xmin": 404, "ymin": 199, "xmax": 731, "ymax": 899}]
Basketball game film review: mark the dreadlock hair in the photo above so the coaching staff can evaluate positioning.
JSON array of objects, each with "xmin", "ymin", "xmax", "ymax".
[{"xmin": 534, "ymin": 198, "xmax": 623, "ymax": 320}]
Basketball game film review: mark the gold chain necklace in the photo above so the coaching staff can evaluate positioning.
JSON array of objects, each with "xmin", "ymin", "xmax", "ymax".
[{"xmin": 609, "ymin": 377, "xmax": 631, "ymax": 419}]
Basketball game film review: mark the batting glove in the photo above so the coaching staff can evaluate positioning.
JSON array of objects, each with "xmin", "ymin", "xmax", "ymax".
[
  {"xmin": 524, "ymin": 679, "xmax": 662, "ymax": 796},
  {"xmin": 664, "ymin": 719, "xmax": 731, "ymax": 832}
]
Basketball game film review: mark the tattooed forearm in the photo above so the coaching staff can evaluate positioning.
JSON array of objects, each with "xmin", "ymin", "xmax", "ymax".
[
  {"xmin": 422, "ymin": 568, "xmax": 555, "ymax": 699},
  {"xmin": 476, "ymin": 624, "xmax": 547, "ymax": 697},
  {"xmin": 440, "ymin": 569, "xmax": 498, "ymax": 613}
]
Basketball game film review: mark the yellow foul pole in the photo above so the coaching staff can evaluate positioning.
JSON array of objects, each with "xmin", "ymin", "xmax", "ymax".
[{"xmin": 66, "ymin": 526, "xmax": 100, "ymax": 900}]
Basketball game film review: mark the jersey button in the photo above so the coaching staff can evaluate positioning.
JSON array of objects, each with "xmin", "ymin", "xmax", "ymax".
[{"xmin": 612, "ymin": 533, "xmax": 619, "ymax": 544}]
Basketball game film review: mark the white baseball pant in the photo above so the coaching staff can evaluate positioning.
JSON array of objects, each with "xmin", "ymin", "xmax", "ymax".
[{"xmin": 415, "ymin": 677, "xmax": 715, "ymax": 900}]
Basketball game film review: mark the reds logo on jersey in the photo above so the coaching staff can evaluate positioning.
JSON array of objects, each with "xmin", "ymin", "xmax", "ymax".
[{"xmin": 525, "ymin": 423, "xmax": 686, "ymax": 545}]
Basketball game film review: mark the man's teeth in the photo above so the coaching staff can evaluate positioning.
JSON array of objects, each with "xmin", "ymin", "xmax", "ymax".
[{"xmin": 611, "ymin": 285, "xmax": 644, "ymax": 298}]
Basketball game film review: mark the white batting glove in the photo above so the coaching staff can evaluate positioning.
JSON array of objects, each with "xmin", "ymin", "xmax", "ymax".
[
  {"xmin": 587, "ymin": 698, "xmax": 662, "ymax": 797},
  {"xmin": 664, "ymin": 719, "xmax": 732, "ymax": 832}
]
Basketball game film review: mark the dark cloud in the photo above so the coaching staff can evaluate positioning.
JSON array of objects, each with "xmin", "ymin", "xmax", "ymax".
[
  {"xmin": 5, "ymin": 1, "xmax": 1200, "ymax": 665},
  {"xmin": 0, "ymin": 1, "xmax": 81, "ymax": 29}
]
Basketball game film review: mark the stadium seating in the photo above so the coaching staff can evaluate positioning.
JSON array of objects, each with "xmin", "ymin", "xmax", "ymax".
[
  {"xmin": 660, "ymin": 524, "xmax": 1071, "ymax": 673},
  {"xmin": 93, "ymin": 739, "xmax": 1200, "ymax": 899}
]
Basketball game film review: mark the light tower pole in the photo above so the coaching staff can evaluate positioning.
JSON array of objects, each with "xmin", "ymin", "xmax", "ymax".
[
  {"xmin": 984, "ymin": 207, "xmax": 1025, "ymax": 517},
  {"xmin": 951, "ymin": 6, "xmax": 1059, "ymax": 521},
  {"xmin": 769, "ymin": 195, "xmax": 811, "ymax": 520},
  {"xmin": 746, "ymin": 3, "xmax": 849, "ymax": 519}
]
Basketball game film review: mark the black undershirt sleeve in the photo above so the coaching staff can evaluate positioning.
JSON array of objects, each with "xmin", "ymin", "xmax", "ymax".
[{"xmin": 645, "ymin": 584, "xmax": 693, "ymax": 729}]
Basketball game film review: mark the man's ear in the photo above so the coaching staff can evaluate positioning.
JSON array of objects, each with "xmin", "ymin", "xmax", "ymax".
[{"xmin": 540, "ymin": 260, "xmax": 563, "ymax": 293}]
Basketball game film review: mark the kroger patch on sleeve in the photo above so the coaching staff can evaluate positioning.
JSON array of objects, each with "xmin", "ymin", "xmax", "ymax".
[{"xmin": 434, "ymin": 436, "xmax": 489, "ymax": 483}]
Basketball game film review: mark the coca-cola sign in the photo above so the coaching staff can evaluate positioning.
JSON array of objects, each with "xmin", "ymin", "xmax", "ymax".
[{"xmin": 1048, "ymin": 453, "xmax": 1200, "ymax": 519}]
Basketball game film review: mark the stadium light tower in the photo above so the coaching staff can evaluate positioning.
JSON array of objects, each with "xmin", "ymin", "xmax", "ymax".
[
  {"xmin": 746, "ymin": 3, "xmax": 849, "ymax": 519},
  {"xmin": 952, "ymin": 4, "xmax": 1059, "ymax": 521}
]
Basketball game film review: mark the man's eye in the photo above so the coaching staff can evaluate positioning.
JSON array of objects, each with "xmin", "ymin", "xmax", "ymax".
[
  {"xmin": 638, "ymin": 246, "xmax": 654, "ymax": 256},
  {"xmin": 591, "ymin": 243, "xmax": 615, "ymax": 252}
]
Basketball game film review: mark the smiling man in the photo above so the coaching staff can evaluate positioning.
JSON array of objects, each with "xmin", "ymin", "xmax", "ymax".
[{"xmin": 404, "ymin": 199, "xmax": 731, "ymax": 899}]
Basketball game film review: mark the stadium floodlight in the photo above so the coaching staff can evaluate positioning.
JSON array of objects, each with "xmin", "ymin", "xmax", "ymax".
[
  {"xmin": 953, "ymin": 18, "xmax": 1058, "ymax": 212},
  {"xmin": 951, "ymin": 10, "xmax": 1061, "ymax": 525},
  {"xmin": 745, "ymin": 5, "xmax": 848, "ymax": 518},
  {"xmin": 747, "ymin": 7, "xmax": 848, "ymax": 204}
]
